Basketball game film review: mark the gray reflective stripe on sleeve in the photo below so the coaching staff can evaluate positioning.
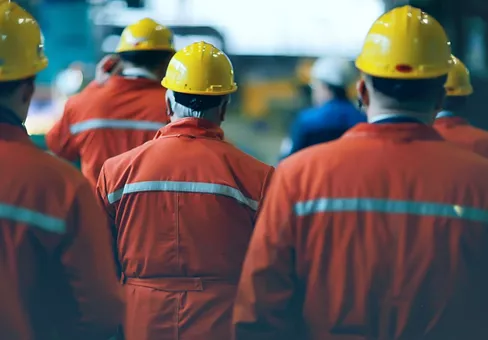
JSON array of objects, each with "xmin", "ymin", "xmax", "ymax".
[
  {"xmin": 294, "ymin": 198, "xmax": 488, "ymax": 223},
  {"xmin": 70, "ymin": 119, "xmax": 165, "ymax": 135},
  {"xmin": 0, "ymin": 203, "xmax": 66, "ymax": 234},
  {"xmin": 107, "ymin": 181, "xmax": 258, "ymax": 210}
]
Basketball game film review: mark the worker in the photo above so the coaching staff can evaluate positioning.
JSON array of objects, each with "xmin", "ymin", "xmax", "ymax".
[
  {"xmin": 233, "ymin": 6, "xmax": 488, "ymax": 340},
  {"xmin": 96, "ymin": 41, "xmax": 274, "ymax": 340},
  {"xmin": 279, "ymin": 57, "xmax": 365, "ymax": 159},
  {"xmin": 434, "ymin": 55, "xmax": 488, "ymax": 157},
  {"xmin": 46, "ymin": 18, "xmax": 175, "ymax": 188},
  {"xmin": 0, "ymin": 2, "xmax": 124, "ymax": 339}
]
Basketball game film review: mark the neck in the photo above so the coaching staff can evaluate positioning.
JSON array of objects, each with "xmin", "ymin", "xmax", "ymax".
[
  {"xmin": 0, "ymin": 105, "xmax": 25, "ymax": 127},
  {"xmin": 367, "ymin": 107, "xmax": 435, "ymax": 125},
  {"xmin": 436, "ymin": 110, "xmax": 457, "ymax": 119}
]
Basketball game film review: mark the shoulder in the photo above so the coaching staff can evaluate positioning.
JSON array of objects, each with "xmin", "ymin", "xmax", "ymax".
[
  {"xmin": 101, "ymin": 138, "xmax": 161, "ymax": 182},
  {"xmin": 69, "ymin": 81, "xmax": 100, "ymax": 104},
  {"xmin": 104, "ymin": 139, "xmax": 154, "ymax": 171},
  {"xmin": 15, "ymin": 149, "xmax": 90, "ymax": 212},
  {"xmin": 468, "ymin": 125, "xmax": 488, "ymax": 139},
  {"xmin": 300, "ymin": 103, "xmax": 354, "ymax": 128},
  {"xmin": 39, "ymin": 151, "xmax": 88, "ymax": 187},
  {"xmin": 222, "ymin": 141, "xmax": 273, "ymax": 175},
  {"xmin": 63, "ymin": 84, "xmax": 98, "ymax": 116},
  {"xmin": 278, "ymin": 138, "xmax": 344, "ymax": 176},
  {"xmin": 450, "ymin": 145, "xmax": 488, "ymax": 171}
]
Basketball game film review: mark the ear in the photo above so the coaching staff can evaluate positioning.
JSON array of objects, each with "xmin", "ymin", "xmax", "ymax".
[
  {"xmin": 356, "ymin": 78, "xmax": 370, "ymax": 107},
  {"xmin": 166, "ymin": 96, "xmax": 174, "ymax": 117},
  {"xmin": 21, "ymin": 80, "xmax": 35, "ymax": 104},
  {"xmin": 220, "ymin": 101, "xmax": 228, "ymax": 122}
]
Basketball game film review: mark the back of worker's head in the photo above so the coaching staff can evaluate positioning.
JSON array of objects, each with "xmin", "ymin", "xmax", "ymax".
[
  {"xmin": 442, "ymin": 55, "xmax": 473, "ymax": 113},
  {"xmin": 162, "ymin": 41, "xmax": 238, "ymax": 125},
  {"xmin": 116, "ymin": 18, "xmax": 175, "ymax": 79},
  {"xmin": 355, "ymin": 5, "xmax": 452, "ymax": 122},
  {"xmin": 310, "ymin": 57, "xmax": 357, "ymax": 106},
  {"xmin": 0, "ymin": 1, "xmax": 48, "ymax": 121}
]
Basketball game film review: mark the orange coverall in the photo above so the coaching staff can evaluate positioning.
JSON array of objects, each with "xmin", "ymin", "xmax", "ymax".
[
  {"xmin": 0, "ymin": 121, "xmax": 124, "ymax": 339},
  {"xmin": 97, "ymin": 118, "xmax": 274, "ymax": 340},
  {"xmin": 233, "ymin": 122, "xmax": 488, "ymax": 340},
  {"xmin": 46, "ymin": 76, "xmax": 170, "ymax": 187},
  {"xmin": 434, "ymin": 115, "xmax": 488, "ymax": 157}
]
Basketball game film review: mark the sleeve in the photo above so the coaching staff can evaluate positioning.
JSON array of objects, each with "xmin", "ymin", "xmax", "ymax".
[
  {"xmin": 56, "ymin": 179, "xmax": 124, "ymax": 340},
  {"xmin": 45, "ymin": 100, "xmax": 79, "ymax": 162},
  {"xmin": 233, "ymin": 166, "xmax": 300, "ymax": 340},
  {"xmin": 256, "ymin": 166, "xmax": 275, "ymax": 218},
  {"xmin": 96, "ymin": 164, "xmax": 122, "ymax": 279}
]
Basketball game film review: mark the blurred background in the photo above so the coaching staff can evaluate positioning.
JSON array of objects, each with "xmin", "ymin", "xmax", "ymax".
[{"xmin": 24, "ymin": 0, "xmax": 488, "ymax": 164}]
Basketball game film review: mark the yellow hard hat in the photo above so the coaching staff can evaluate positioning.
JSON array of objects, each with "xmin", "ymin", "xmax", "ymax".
[
  {"xmin": 356, "ymin": 6, "xmax": 452, "ymax": 79},
  {"xmin": 116, "ymin": 18, "xmax": 174, "ymax": 53},
  {"xmin": 0, "ymin": 1, "xmax": 48, "ymax": 81},
  {"xmin": 161, "ymin": 41, "xmax": 238, "ymax": 96},
  {"xmin": 444, "ymin": 55, "xmax": 473, "ymax": 96}
]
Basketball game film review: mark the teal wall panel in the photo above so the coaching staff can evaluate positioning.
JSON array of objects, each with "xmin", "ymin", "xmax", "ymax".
[{"xmin": 37, "ymin": 2, "xmax": 95, "ymax": 84}]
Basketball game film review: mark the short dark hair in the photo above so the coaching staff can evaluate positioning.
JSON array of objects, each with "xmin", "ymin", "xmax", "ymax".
[
  {"xmin": 324, "ymin": 83, "xmax": 348, "ymax": 100},
  {"xmin": 0, "ymin": 76, "xmax": 35, "ymax": 97},
  {"xmin": 118, "ymin": 50, "xmax": 174, "ymax": 69},
  {"xmin": 173, "ymin": 91, "xmax": 227, "ymax": 111},
  {"xmin": 443, "ymin": 96, "xmax": 468, "ymax": 112},
  {"xmin": 367, "ymin": 74, "xmax": 447, "ymax": 102}
]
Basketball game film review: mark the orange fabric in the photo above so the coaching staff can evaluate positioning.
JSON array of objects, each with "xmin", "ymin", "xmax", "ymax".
[
  {"xmin": 233, "ymin": 122, "xmax": 488, "ymax": 340},
  {"xmin": 97, "ymin": 118, "xmax": 274, "ymax": 340},
  {"xmin": 434, "ymin": 116, "xmax": 488, "ymax": 157},
  {"xmin": 46, "ymin": 76, "xmax": 170, "ymax": 188},
  {"xmin": 0, "ymin": 123, "xmax": 124, "ymax": 339}
]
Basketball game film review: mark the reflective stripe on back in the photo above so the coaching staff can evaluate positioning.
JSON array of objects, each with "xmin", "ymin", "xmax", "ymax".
[
  {"xmin": 0, "ymin": 203, "xmax": 66, "ymax": 234},
  {"xmin": 107, "ymin": 180, "xmax": 259, "ymax": 211},
  {"xmin": 294, "ymin": 198, "xmax": 488, "ymax": 223},
  {"xmin": 70, "ymin": 119, "xmax": 164, "ymax": 135}
]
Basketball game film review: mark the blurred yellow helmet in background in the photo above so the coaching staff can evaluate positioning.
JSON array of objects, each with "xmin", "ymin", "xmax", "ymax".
[
  {"xmin": 0, "ymin": 1, "xmax": 48, "ymax": 81},
  {"xmin": 356, "ymin": 5, "xmax": 452, "ymax": 79},
  {"xmin": 116, "ymin": 18, "xmax": 174, "ymax": 53},
  {"xmin": 444, "ymin": 55, "xmax": 473, "ymax": 96},
  {"xmin": 162, "ymin": 41, "xmax": 238, "ymax": 96}
]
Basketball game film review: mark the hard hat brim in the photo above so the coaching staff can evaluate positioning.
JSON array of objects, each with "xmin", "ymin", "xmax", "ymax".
[
  {"xmin": 116, "ymin": 46, "xmax": 175, "ymax": 53},
  {"xmin": 0, "ymin": 59, "xmax": 48, "ymax": 82},
  {"xmin": 161, "ymin": 80, "xmax": 238, "ymax": 96},
  {"xmin": 356, "ymin": 59, "xmax": 451, "ymax": 80}
]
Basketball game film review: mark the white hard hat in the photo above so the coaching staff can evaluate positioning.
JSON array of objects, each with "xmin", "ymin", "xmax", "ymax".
[{"xmin": 311, "ymin": 57, "xmax": 358, "ymax": 87}]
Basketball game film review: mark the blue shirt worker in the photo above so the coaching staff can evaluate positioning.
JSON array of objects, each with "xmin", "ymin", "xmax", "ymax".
[{"xmin": 280, "ymin": 57, "xmax": 366, "ymax": 159}]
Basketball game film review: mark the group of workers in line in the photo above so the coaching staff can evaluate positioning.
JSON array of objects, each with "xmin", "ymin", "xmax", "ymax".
[{"xmin": 2, "ymin": 0, "xmax": 488, "ymax": 339}]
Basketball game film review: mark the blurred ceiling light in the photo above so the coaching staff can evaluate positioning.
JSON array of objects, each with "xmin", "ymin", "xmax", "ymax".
[{"xmin": 54, "ymin": 68, "xmax": 84, "ymax": 96}]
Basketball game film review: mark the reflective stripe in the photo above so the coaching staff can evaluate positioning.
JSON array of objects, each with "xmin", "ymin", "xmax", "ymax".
[
  {"xmin": 0, "ymin": 203, "xmax": 65, "ymax": 234},
  {"xmin": 70, "ymin": 119, "xmax": 164, "ymax": 135},
  {"xmin": 107, "ymin": 181, "xmax": 258, "ymax": 210},
  {"xmin": 294, "ymin": 198, "xmax": 488, "ymax": 223}
]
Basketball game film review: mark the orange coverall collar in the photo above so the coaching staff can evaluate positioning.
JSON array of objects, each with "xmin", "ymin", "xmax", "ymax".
[
  {"xmin": 156, "ymin": 118, "xmax": 224, "ymax": 140},
  {"xmin": 434, "ymin": 116, "xmax": 469, "ymax": 128},
  {"xmin": 0, "ymin": 123, "xmax": 32, "ymax": 145},
  {"xmin": 343, "ymin": 122, "xmax": 444, "ymax": 142}
]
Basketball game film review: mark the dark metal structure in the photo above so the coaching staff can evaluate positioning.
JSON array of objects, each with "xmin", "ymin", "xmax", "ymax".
[{"xmin": 384, "ymin": 0, "xmax": 488, "ymax": 129}]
